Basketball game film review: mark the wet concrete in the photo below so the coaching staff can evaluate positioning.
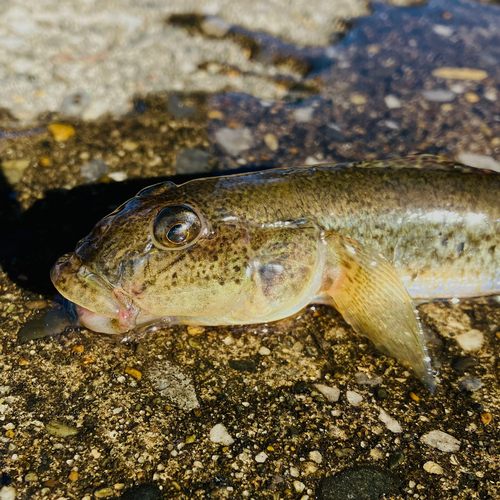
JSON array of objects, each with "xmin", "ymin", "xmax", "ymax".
[{"xmin": 1, "ymin": 0, "xmax": 500, "ymax": 499}]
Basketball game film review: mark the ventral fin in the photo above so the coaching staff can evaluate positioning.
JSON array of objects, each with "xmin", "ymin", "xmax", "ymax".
[{"xmin": 322, "ymin": 232, "xmax": 436, "ymax": 391}]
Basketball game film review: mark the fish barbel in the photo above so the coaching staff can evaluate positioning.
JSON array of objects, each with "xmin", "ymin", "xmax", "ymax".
[{"xmin": 51, "ymin": 156, "xmax": 500, "ymax": 390}]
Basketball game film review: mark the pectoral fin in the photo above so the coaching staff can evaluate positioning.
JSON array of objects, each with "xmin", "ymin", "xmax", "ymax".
[{"xmin": 322, "ymin": 233, "xmax": 435, "ymax": 391}]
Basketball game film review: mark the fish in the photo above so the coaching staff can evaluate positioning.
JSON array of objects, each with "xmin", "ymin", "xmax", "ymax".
[{"xmin": 51, "ymin": 155, "xmax": 500, "ymax": 390}]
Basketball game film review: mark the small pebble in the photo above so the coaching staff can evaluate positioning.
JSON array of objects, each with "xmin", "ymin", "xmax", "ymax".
[
  {"xmin": 201, "ymin": 16, "xmax": 230, "ymax": 37},
  {"xmin": 355, "ymin": 373, "xmax": 382, "ymax": 386},
  {"xmin": 388, "ymin": 452, "xmax": 404, "ymax": 469},
  {"xmin": 49, "ymin": 123, "xmax": 75, "ymax": 142},
  {"xmin": 175, "ymin": 148, "xmax": 212, "ymax": 174},
  {"xmin": 422, "ymin": 89, "xmax": 456, "ymax": 102},
  {"xmin": 451, "ymin": 356, "xmax": 478, "ymax": 371},
  {"xmin": 350, "ymin": 93, "xmax": 367, "ymax": 105},
  {"xmin": 81, "ymin": 159, "xmax": 109, "ymax": 182},
  {"xmin": 24, "ymin": 472, "xmax": 38, "ymax": 482},
  {"xmin": 45, "ymin": 421, "xmax": 78, "ymax": 438},
  {"xmin": 458, "ymin": 154, "xmax": 500, "ymax": 173},
  {"xmin": 431, "ymin": 67, "xmax": 488, "ymax": 81},
  {"xmin": 40, "ymin": 157, "xmax": 52, "ymax": 167},
  {"xmin": 384, "ymin": 95, "xmax": 401, "ymax": 109},
  {"xmin": 293, "ymin": 481, "xmax": 305, "ymax": 493},
  {"xmin": 125, "ymin": 367, "xmax": 142, "ymax": 380},
  {"xmin": 375, "ymin": 387, "xmax": 388, "ymax": 400},
  {"xmin": 293, "ymin": 106, "xmax": 315, "ymax": 122},
  {"xmin": 458, "ymin": 376, "xmax": 483, "ymax": 392},
  {"xmin": 409, "ymin": 392, "xmax": 419, "ymax": 402},
  {"xmin": 423, "ymin": 461, "xmax": 443, "ymax": 475},
  {"xmin": 370, "ymin": 448, "xmax": 384, "ymax": 460},
  {"xmin": 94, "ymin": 487, "xmax": 114, "ymax": 498},
  {"xmin": 432, "ymin": 25, "xmax": 453, "ymax": 37},
  {"xmin": 264, "ymin": 133, "xmax": 279, "ymax": 151},
  {"xmin": 207, "ymin": 109, "xmax": 224, "ymax": 119},
  {"xmin": 1, "ymin": 159, "xmax": 30, "ymax": 184},
  {"xmin": 421, "ymin": 430, "xmax": 460, "ymax": 452},
  {"xmin": 0, "ymin": 486, "xmax": 16, "ymax": 500},
  {"xmin": 187, "ymin": 326, "xmax": 205, "ymax": 336},
  {"xmin": 455, "ymin": 329, "xmax": 485, "ymax": 351},
  {"xmin": 309, "ymin": 451, "xmax": 322, "ymax": 464},
  {"xmin": 379, "ymin": 409, "xmax": 403, "ymax": 433},
  {"xmin": 215, "ymin": 127, "xmax": 254, "ymax": 156},
  {"xmin": 122, "ymin": 140, "xmax": 138, "ymax": 151},
  {"xmin": 25, "ymin": 300, "xmax": 47, "ymax": 310},
  {"xmin": 258, "ymin": 346, "xmax": 271, "ymax": 356},
  {"xmin": 484, "ymin": 89, "xmax": 497, "ymax": 101},
  {"xmin": 68, "ymin": 471, "xmax": 79, "ymax": 482},
  {"xmin": 313, "ymin": 384, "xmax": 340, "ymax": 403},
  {"xmin": 481, "ymin": 413, "xmax": 492, "ymax": 425},
  {"xmin": 108, "ymin": 172, "xmax": 127, "ymax": 182},
  {"xmin": 346, "ymin": 391, "xmax": 363, "ymax": 406},
  {"xmin": 210, "ymin": 424, "xmax": 234, "ymax": 446},
  {"xmin": 465, "ymin": 92, "xmax": 479, "ymax": 103},
  {"xmin": 255, "ymin": 451, "xmax": 268, "ymax": 463}
]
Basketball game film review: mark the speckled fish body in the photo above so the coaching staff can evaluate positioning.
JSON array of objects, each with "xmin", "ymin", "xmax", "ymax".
[{"xmin": 51, "ymin": 156, "xmax": 500, "ymax": 389}]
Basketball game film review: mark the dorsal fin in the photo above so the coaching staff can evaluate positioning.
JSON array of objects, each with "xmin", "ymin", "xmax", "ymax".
[{"xmin": 338, "ymin": 154, "xmax": 496, "ymax": 174}]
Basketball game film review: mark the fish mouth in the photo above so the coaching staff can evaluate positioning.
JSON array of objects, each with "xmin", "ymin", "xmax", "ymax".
[{"xmin": 50, "ymin": 253, "xmax": 139, "ymax": 332}]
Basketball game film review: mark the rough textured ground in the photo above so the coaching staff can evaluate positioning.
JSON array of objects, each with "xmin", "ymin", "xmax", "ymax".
[{"xmin": 1, "ymin": 0, "xmax": 500, "ymax": 499}]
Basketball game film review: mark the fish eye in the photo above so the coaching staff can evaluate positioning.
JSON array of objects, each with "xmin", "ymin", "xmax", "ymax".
[{"xmin": 152, "ymin": 205, "xmax": 202, "ymax": 249}]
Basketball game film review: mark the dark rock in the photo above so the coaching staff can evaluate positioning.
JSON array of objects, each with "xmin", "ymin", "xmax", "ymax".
[
  {"xmin": 120, "ymin": 484, "xmax": 161, "ymax": 500},
  {"xmin": 375, "ymin": 387, "xmax": 388, "ymax": 400},
  {"xmin": 319, "ymin": 465, "xmax": 401, "ymax": 500},
  {"xmin": 0, "ymin": 472, "xmax": 12, "ymax": 487},
  {"xmin": 228, "ymin": 359, "xmax": 256, "ymax": 372},
  {"xmin": 388, "ymin": 451, "xmax": 404, "ymax": 469},
  {"xmin": 451, "ymin": 356, "xmax": 478, "ymax": 372},
  {"xmin": 175, "ymin": 148, "xmax": 212, "ymax": 174}
]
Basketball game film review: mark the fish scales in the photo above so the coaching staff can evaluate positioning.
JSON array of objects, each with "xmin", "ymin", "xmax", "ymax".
[{"xmin": 51, "ymin": 155, "xmax": 500, "ymax": 390}]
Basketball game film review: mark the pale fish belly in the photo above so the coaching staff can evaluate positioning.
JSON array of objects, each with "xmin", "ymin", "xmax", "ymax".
[{"xmin": 402, "ymin": 274, "xmax": 500, "ymax": 300}]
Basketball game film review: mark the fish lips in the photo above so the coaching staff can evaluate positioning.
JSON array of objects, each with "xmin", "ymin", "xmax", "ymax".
[{"xmin": 50, "ymin": 253, "xmax": 125, "ymax": 322}]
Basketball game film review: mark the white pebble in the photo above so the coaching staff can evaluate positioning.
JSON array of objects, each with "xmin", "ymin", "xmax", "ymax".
[
  {"xmin": 215, "ymin": 127, "xmax": 254, "ymax": 156},
  {"xmin": 309, "ymin": 451, "xmax": 322, "ymax": 464},
  {"xmin": 0, "ymin": 486, "xmax": 16, "ymax": 500},
  {"xmin": 432, "ymin": 25, "xmax": 453, "ymax": 37},
  {"xmin": 210, "ymin": 424, "xmax": 234, "ymax": 446},
  {"xmin": 378, "ymin": 409, "xmax": 403, "ymax": 433},
  {"xmin": 314, "ymin": 384, "xmax": 340, "ymax": 403},
  {"xmin": 293, "ymin": 106, "xmax": 314, "ymax": 122},
  {"xmin": 384, "ymin": 95, "xmax": 401, "ymax": 109},
  {"xmin": 346, "ymin": 391, "xmax": 362, "ymax": 406},
  {"xmin": 258, "ymin": 346, "xmax": 271, "ymax": 356},
  {"xmin": 255, "ymin": 451, "xmax": 268, "ymax": 463},
  {"xmin": 458, "ymin": 153, "xmax": 500, "ymax": 173},
  {"xmin": 423, "ymin": 461, "xmax": 443, "ymax": 474},
  {"xmin": 108, "ymin": 172, "xmax": 127, "ymax": 182},
  {"xmin": 421, "ymin": 430, "xmax": 460, "ymax": 452},
  {"xmin": 422, "ymin": 89, "xmax": 456, "ymax": 102},
  {"xmin": 455, "ymin": 329, "xmax": 484, "ymax": 351},
  {"xmin": 355, "ymin": 373, "xmax": 382, "ymax": 386},
  {"xmin": 293, "ymin": 481, "xmax": 306, "ymax": 493}
]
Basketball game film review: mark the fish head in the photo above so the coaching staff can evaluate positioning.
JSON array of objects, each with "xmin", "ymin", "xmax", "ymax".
[{"xmin": 51, "ymin": 180, "xmax": 254, "ymax": 333}]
